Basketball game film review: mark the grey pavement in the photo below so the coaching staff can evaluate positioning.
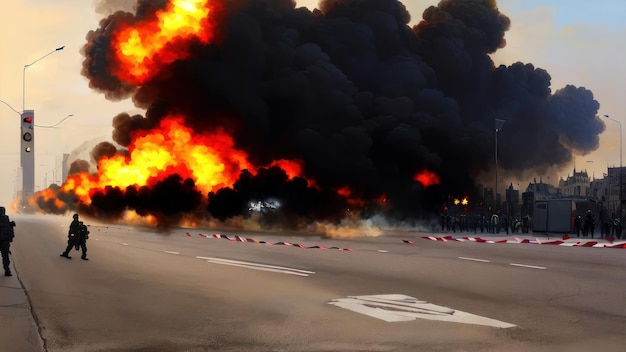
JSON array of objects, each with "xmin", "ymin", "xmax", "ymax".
[
  {"xmin": 1, "ymin": 230, "xmax": 622, "ymax": 352},
  {"xmin": 0, "ymin": 257, "xmax": 45, "ymax": 352}
]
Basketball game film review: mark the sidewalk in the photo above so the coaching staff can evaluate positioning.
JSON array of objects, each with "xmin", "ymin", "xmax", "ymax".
[{"xmin": 0, "ymin": 259, "xmax": 44, "ymax": 352}]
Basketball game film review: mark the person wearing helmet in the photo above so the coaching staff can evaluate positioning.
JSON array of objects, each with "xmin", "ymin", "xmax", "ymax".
[
  {"xmin": 0, "ymin": 206, "xmax": 16, "ymax": 276},
  {"xmin": 60, "ymin": 213, "xmax": 82, "ymax": 259}
]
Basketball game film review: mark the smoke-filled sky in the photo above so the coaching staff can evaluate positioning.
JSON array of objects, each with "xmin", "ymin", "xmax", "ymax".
[{"xmin": 1, "ymin": 0, "xmax": 626, "ymax": 221}]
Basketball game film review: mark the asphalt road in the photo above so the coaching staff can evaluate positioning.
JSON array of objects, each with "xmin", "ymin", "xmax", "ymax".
[{"xmin": 10, "ymin": 214, "xmax": 626, "ymax": 352}]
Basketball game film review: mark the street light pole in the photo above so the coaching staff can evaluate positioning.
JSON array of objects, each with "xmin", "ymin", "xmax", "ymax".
[
  {"xmin": 603, "ymin": 114, "xmax": 622, "ymax": 237},
  {"xmin": 22, "ymin": 46, "xmax": 64, "ymax": 111},
  {"xmin": 18, "ymin": 46, "xmax": 64, "ymax": 209},
  {"xmin": 495, "ymin": 119, "xmax": 506, "ymax": 212}
]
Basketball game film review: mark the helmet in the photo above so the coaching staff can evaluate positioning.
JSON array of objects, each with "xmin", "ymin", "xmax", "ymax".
[{"xmin": 73, "ymin": 213, "xmax": 79, "ymax": 219}]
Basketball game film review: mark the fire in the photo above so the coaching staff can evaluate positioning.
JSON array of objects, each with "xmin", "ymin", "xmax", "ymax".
[
  {"xmin": 336, "ymin": 187, "xmax": 387, "ymax": 208},
  {"xmin": 414, "ymin": 169, "xmax": 441, "ymax": 188},
  {"xmin": 111, "ymin": 0, "xmax": 219, "ymax": 84},
  {"xmin": 268, "ymin": 159, "xmax": 304, "ymax": 180},
  {"xmin": 60, "ymin": 116, "xmax": 305, "ymax": 206},
  {"xmin": 336, "ymin": 187, "xmax": 352, "ymax": 198}
]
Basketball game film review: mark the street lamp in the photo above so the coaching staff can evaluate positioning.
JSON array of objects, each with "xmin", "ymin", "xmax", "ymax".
[
  {"xmin": 22, "ymin": 46, "xmax": 64, "ymax": 111},
  {"xmin": 495, "ymin": 118, "xmax": 506, "ymax": 211},
  {"xmin": 603, "ymin": 114, "xmax": 622, "ymax": 237},
  {"xmin": 19, "ymin": 46, "xmax": 64, "ymax": 209}
]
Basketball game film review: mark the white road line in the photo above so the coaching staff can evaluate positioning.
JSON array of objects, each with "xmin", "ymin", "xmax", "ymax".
[
  {"xmin": 509, "ymin": 263, "xmax": 547, "ymax": 270},
  {"xmin": 164, "ymin": 251, "xmax": 180, "ymax": 255},
  {"xmin": 458, "ymin": 256, "xmax": 490, "ymax": 263},
  {"xmin": 196, "ymin": 256, "xmax": 315, "ymax": 276},
  {"xmin": 378, "ymin": 250, "xmax": 389, "ymax": 253},
  {"xmin": 122, "ymin": 243, "xmax": 129, "ymax": 246}
]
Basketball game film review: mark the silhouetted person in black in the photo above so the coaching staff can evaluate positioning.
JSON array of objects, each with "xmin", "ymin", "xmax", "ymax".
[
  {"xmin": 0, "ymin": 206, "xmax": 16, "ymax": 276},
  {"xmin": 501, "ymin": 215, "xmax": 509, "ymax": 235},
  {"xmin": 614, "ymin": 218, "xmax": 622, "ymax": 240},
  {"xmin": 583, "ymin": 210, "xmax": 595, "ymax": 239},
  {"xmin": 61, "ymin": 214, "xmax": 81, "ymax": 259},
  {"xmin": 574, "ymin": 216, "xmax": 582, "ymax": 237},
  {"xmin": 76, "ymin": 222, "xmax": 89, "ymax": 260}
]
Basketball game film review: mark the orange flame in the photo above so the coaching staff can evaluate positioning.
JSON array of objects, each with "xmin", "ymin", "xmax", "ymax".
[
  {"xmin": 61, "ymin": 116, "xmax": 307, "ymax": 206},
  {"xmin": 112, "ymin": 0, "xmax": 219, "ymax": 84},
  {"xmin": 414, "ymin": 169, "xmax": 441, "ymax": 188},
  {"xmin": 336, "ymin": 186, "xmax": 368, "ymax": 208},
  {"xmin": 268, "ymin": 159, "xmax": 304, "ymax": 180}
]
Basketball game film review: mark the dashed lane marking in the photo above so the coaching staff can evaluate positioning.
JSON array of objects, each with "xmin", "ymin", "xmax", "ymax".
[
  {"xmin": 458, "ymin": 256, "xmax": 490, "ymax": 263},
  {"xmin": 509, "ymin": 263, "xmax": 547, "ymax": 270},
  {"xmin": 196, "ymin": 256, "xmax": 315, "ymax": 276},
  {"xmin": 164, "ymin": 251, "xmax": 180, "ymax": 255}
]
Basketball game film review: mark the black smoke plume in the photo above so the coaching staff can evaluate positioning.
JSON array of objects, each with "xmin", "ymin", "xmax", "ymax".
[{"xmin": 47, "ymin": 0, "xmax": 605, "ymax": 228}]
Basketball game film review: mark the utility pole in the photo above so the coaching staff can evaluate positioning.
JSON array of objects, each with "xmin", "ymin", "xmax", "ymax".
[
  {"xmin": 603, "ymin": 115, "xmax": 622, "ymax": 238},
  {"xmin": 495, "ymin": 118, "xmax": 506, "ymax": 212}
]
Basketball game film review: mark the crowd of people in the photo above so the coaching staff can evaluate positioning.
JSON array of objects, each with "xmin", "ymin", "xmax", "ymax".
[
  {"xmin": 439, "ymin": 211, "xmax": 532, "ymax": 234},
  {"xmin": 440, "ymin": 208, "xmax": 622, "ymax": 239},
  {"xmin": 573, "ymin": 210, "xmax": 622, "ymax": 239}
]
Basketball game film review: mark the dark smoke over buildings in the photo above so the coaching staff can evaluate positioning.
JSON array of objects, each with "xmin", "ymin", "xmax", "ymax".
[{"xmin": 53, "ymin": 0, "xmax": 605, "ymax": 228}]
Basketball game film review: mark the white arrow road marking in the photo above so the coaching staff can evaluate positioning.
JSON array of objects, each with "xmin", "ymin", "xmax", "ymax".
[
  {"xmin": 329, "ymin": 294, "xmax": 516, "ymax": 328},
  {"xmin": 196, "ymin": 256, "xmax": 315, "ymax": 276}
]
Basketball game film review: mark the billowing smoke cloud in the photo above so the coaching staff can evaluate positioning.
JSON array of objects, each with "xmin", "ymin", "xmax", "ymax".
[{"xmin": 37, "ymin": 0, "xmax": 603, "ymax": 229}]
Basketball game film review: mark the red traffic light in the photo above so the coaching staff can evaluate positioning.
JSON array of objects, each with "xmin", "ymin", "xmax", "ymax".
[{"xmin": 23, "ymin": 117, "xmax": 33, "ymax": 124}]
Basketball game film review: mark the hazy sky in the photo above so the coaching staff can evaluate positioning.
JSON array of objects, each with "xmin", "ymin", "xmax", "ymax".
[{"xmin": 1, "ymin": 0, "xmax": 625, "ymax": 207}]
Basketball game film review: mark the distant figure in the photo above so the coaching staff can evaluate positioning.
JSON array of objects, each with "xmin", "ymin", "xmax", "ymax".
[
  {"xmin": 501, "ymin": 215, "xmax": 509, "ymax": 235},
  {"xmin": 0, "ymin": 206, "xmax": 16, "ymax": 276},
  {"xmin": 574, "ymin": 216, "xmax": 582, "ymax": 237},
  {"xmin": 61, "ymin": 214, "xmax": 82, "ymax": 259},
  {"xmin": 522, "ymin": 215, "xmax": 530, "ymax": 233},
  {"xmin": 613, "ymin": 218, "xmax": 622, "ymax": 240},
  {"xmin": 440, "ymin": 213, "xmax": 446, "ymax": 231},
  {"xmin": 583, "ymin": 210, "xmax": 595, "ymax": 239},
  {"xmin": 490, "ymin": 213, "xmax": 499, "ymax": 234}
]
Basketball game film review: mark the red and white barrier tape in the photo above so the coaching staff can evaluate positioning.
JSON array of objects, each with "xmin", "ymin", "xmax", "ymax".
[
  {"xmin": 189, "ymin": 232, "xmax": 352, "ymax": 251},
  {"xmin": 414, "ymin": 235, "xmax": 626, "ymax": 248}
]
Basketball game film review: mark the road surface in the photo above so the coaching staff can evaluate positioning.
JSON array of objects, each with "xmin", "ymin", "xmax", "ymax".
[{"xmin": 9, "ymin": 214, "xmax": 626, "ymax": 351}]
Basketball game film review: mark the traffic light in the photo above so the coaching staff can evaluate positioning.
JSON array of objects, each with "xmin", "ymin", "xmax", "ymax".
[
  {"xmin": 21, "ymin": 112, "xmax": 34, "ymax": 153},
  {"xmin": 20, "ymin": 110, "xmax": 35, "ymax": 204}
]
